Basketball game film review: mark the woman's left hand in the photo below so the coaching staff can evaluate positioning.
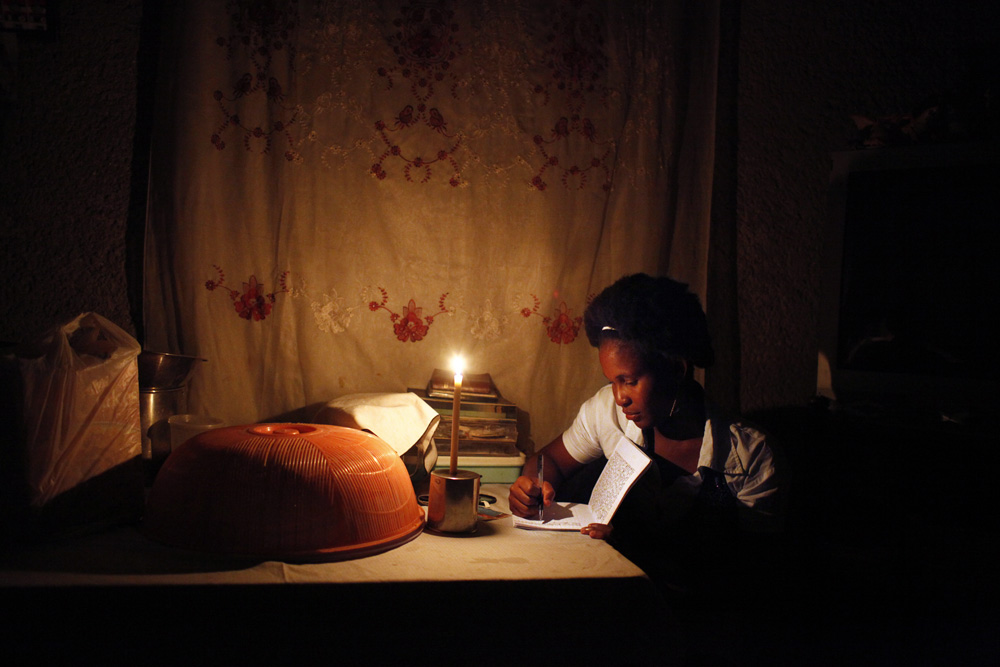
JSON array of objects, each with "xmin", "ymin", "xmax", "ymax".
[{"xmin": 580, "ymin": 523, "xmax": 613, "ymax": 540}]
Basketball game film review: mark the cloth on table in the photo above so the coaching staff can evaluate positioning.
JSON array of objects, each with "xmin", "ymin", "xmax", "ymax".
[{"xmin": 313, "ymin": 392, "xmax": 439, "ymax": 480}]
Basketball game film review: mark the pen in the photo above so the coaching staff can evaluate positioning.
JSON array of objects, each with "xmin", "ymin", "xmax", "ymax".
[{"xmin": 537, "ymin": 453, "xmax": 544, "ymax": 521}]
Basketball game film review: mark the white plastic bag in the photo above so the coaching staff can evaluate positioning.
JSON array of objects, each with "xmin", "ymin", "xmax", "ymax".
[{"xmin": 18, "ymin": 313, "xmax": 142, "ymax": 508}]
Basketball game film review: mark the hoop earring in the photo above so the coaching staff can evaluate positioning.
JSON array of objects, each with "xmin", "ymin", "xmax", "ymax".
[{"xmin": 668, "ymin": 374, "xmax": 684, "ymax": 418}]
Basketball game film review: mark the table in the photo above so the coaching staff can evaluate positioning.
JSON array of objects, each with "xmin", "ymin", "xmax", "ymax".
[{"xmin": 1, "ymin": 485, "xmax": 673, "ymax": 666}]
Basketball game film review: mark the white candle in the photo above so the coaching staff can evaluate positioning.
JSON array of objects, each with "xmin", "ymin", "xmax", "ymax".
[{"xmin": 449, "ymin": 355, "xmax": 464, "ymax": 474}]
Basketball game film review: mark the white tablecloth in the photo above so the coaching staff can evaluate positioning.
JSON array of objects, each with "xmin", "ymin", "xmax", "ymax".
[
  {"xmin": 0, "ymin": 485, "xmax": 672, "ymax": 667},
  {"xmin": 0, "ymin": 485, "xmax": 644, "ymax": 586}
]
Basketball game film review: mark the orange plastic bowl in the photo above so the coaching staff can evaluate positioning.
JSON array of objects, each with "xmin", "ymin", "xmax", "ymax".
[{"xmin": 144, "ymin": 423, "xmax": 425, "ymax": 561}]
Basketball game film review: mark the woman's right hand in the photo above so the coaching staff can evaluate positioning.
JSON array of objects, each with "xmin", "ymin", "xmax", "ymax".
[{"xmin": 508, "ymin": 475, "xmax": 548, "ymax": 518}]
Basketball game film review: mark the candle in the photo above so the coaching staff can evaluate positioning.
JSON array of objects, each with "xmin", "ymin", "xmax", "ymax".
[{"xmin": 449, "ymin": 354, "xmax": 464, "ymax": 474}]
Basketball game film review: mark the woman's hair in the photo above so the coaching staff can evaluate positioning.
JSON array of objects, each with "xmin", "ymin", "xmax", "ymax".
[{"xmin": 584, "ymin": 273, "xmax": 714, "ymax": 371}]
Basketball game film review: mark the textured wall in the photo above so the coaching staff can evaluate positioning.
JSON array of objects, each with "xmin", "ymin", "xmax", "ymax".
[
  {"xmin": 0, "ymin": 1, "xmax": 143, "ymax": 343},
  {"xmin": 736, "ymin": 0, "xmax": 999, "ymax": 412}
]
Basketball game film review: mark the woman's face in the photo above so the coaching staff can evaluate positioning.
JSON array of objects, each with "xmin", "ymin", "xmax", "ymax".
[{"xmin": 599, "ymin": 339, "xmax": 676, "ymax": 431}]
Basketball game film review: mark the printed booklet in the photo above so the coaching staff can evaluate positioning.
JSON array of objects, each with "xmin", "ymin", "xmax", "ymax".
[{"xmin": 512, "ymin": 437, "xmax": 651, "ymax": 531}]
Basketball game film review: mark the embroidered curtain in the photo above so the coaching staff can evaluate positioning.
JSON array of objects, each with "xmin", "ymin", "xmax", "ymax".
[{"xmin": 144, "ymin": 0, "xmax": 722, "ymax": 449}]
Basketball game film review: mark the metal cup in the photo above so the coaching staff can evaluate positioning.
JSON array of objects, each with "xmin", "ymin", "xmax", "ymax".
[{"xmin": 426, "ymin": 469, "xmax": 481, "ymax": 534}]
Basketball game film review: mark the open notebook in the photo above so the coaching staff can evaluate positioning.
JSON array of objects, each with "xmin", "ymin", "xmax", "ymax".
[{"xmin": 513, "ymin": 437, "xmax": 651, "ymax": 531}]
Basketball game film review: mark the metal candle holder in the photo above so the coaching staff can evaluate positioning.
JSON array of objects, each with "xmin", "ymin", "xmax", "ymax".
[
  {"xmin": 426, "ymin": 356, "xmax": 481, "ymax": 534},
  {"xmin": 426, "ymin": 468, "xmax": 480, "ymax": 533}
]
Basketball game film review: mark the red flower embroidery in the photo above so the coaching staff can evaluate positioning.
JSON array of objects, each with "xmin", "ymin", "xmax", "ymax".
[
  {"xmin": 235, "ymin": 276, "xmax": 273, "ymax": 321},
  {"xmin": 370, "ymin": 3, "xmax": 464, "ymax": 185},
  {"xmin": 527, "ymin": 7, "xmax": 613, "ymax": 192},
  {"xmin": 370, "ymin": 289, "xmax": 451, "ymax": 342},
  {"xmin": 206, "ymin": 265, "xmax": 290, "ymax": 322},
  {"xmin": 521, "ymin": 294, "xmax": 587, "ymax": 344},
  {"xmin": 545, "ymin": 302, "xmax": 580, "ymax": 344},
  {"xmin": 210, "ymin": 5, "xmax": 300, "ymax": 157},
  {"xmin": 394, "ymin": 300, "xmax": 430, "ymax": 342}
]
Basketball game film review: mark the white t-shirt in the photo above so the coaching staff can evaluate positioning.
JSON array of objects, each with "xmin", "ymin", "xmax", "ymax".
[{"xmin": 561, "ymin": 384, "xmax": 782, "ymax": 531}]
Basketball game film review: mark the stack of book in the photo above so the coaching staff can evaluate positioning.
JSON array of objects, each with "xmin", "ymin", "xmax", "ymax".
[{"xmin": 410, "ymin": 369, "xmax": 525, "ymax": 483}]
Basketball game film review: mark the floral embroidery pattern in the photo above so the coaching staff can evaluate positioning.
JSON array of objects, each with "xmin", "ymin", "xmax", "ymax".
[
  {"xmin": 309, "ymin": 290, "xmax": 355, "ymax": 335},
  {"xmin": 468, "ymin": 300, "xmax": 507, "ymax": 342},
  {"xmin": 292, "ymin": 280, "xmax": 355, "ymax": 335},
  {"xmin": 521, "ymin": 294, "xmax": 585, "ymax": 344},
  {"xmin": 369, "ymin": 288, "xmax": 452, "ymax": 342},
  {"xmin": 210, "ymin": 0, "xmax": 301, "ymax": 159},
  {"xmin": 371, "ymin": 1, "xmax": 464, "ymax": 185},
  {"xmin": 205, "ymin": 265, "xmax": 290, "ymax": 322},
  {"xmin": 528, "ymin": 5, "xmax": 613, "ymax": 191}
]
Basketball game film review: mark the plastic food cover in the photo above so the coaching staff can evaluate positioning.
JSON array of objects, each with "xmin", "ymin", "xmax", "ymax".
[{"xmin": 144, "ymin": 423, "xmax": 425, "ymax": 561}]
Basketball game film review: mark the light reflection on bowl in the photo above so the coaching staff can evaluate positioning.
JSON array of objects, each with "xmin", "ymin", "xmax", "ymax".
[{"xmin": 138, "ymin": 351, "xmax": 206, "ymax": 389}]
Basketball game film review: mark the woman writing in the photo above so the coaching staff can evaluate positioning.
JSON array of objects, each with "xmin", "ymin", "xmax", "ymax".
[{"xmin": 508, "ymin": 273, "xmax": 781, "ymax": 593}]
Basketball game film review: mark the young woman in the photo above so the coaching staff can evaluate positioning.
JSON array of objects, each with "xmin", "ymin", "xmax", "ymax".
[{"xmin": 508, "ymin": 273, "xmax": 781, "ymax": 593}]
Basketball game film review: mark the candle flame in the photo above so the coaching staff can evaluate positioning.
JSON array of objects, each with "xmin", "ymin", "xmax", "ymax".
[{"xmin": 450, "ymin": 354, "xmax": 465, "ymax": 377}]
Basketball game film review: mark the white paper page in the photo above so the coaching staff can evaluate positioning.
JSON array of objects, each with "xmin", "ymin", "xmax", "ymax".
[
  {"xmin": 513, "ymin": 437, "xmax": 650, "ymax": 531},
  {"xmin": 587, "ymin": 437, "xmax": 652, "ymax": 523},
  {"xmin": 512, "ymin": 502, "xmax": 596, "ymax": 531}
]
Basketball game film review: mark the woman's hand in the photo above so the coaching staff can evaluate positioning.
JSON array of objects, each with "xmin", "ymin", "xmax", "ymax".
[
  {"xmin": 580, "ymin": 523, "xmax": 613, "ymax": 540},
  {"xmin": 508, "ymin": 437, "xmax": 581, "ymax": 518},
  {"xmin": 508, "ymin": 475, "xmax": 550, "ymax": 518}
]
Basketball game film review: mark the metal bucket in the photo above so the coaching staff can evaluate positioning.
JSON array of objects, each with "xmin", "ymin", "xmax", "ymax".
[{"xmin": 140, "ymin": 386, "xmax": 187, "ymax": 480}]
